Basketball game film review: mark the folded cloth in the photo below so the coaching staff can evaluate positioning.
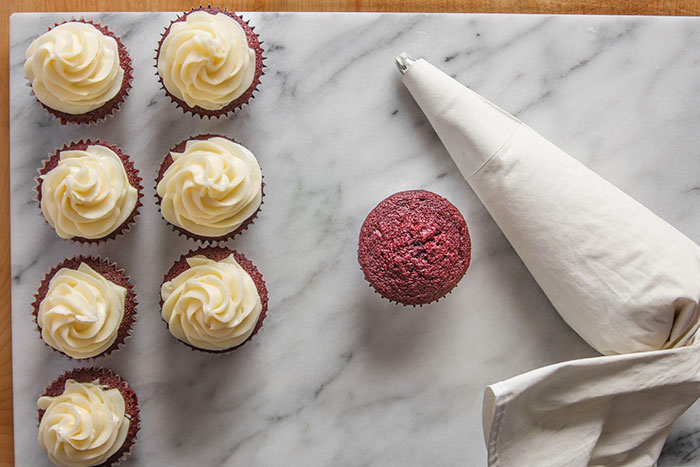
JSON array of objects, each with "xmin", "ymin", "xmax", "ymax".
[{"xmin": 399, "ymin": 55, "xmax": 700, "ymax": 467}]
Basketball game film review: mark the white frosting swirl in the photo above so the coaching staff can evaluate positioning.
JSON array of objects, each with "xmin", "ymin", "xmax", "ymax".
[
  {"xmin": 161, "ymin": 254, "xmax": 262, "ymax": 351},
  {"xmin": 40, "ymin": 145, "xmax": 138, "ymax": 240},
  {"xmin": 24, "ymin": 22, "xmax": 125, "ymax": 115},
  {"xmin": 38, "ymin": 379, "xmax": 130, "ymax": 467},
  {"xmin": 157, "ymin": 11, "xmax": 256, "ymax": 110},
  {"xmin": 38, "ymin": 262, "xmax": 126, "ymax": 359},
  {"xmin": 156, "ymin": 137, "xmax": 262, "ymax": 238}
]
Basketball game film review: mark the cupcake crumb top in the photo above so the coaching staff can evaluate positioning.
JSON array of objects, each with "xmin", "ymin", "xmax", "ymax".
[{"xmin": 358, "ymin": 190, "xmax": 471, "ymax": 306}]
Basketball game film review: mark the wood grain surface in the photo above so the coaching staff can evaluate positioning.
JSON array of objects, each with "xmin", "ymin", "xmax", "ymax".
[{"xmin": 2, "ymin": 0, "xmax": 700, "ymax": 464}]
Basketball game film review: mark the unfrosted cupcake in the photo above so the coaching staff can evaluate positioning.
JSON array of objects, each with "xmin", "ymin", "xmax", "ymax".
[
  {"xmin": 160, "ymin": 247, "xmax": 268, "ymax": 353},
  {"xmin": 32, "ymin": 256, "xmax": 137, "ymax": 360},
  {"xmin": 37, "ymin": 140, "xmax": 142, "ymax": 243},
  {"xmin": 358, "ymin": 190, "xmax": 471, "ymax": 306},
  {"xmin": 38, "ymin": 367, "xmax": 139, "ymax": 467},
  {"xmin": 155, "ymin": 134, "xmax": 263, "ymax": 242},
  {"xmin": 24, "ymin": 20, "xmax": 132, "ymax": 125},
  {"xmin": 155, "ymin": 7, "xmax": 264, "ymax": 117}
]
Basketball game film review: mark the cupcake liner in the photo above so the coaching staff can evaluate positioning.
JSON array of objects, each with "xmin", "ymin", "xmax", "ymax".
[
  {"xmin": 357, "ymin": 265, "xmax": 461, "ymax": 308},
  {"xmin": 160, "ymin": 246, "xmax": 269, "ymax": 354},
  {"xmin": 154, "ymin": 6, "xmax": 266, "ymax": 118},
  {"xmin": 357, "ymin": 190, "xmax": 471, "ymax": 306},
  {"xmin": 32, "ymin": 256, "xmax": 138, "ymax": 360},
  {"xmin": 28, "ymin": 19, "xmax": 133, "ymax": 125},
  {"xmin": 39, "ymin": 367, "xmax": 140, "ymax": 467},
  {"xmin": 36, "ymin": 139, "xmax": 143, "ymax": 245},
  {"xmin": 154, "ymin": 134, "xmax": 264, "ymax": 243}
]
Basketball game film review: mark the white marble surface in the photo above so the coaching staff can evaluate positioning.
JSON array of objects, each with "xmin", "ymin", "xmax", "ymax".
[{"xmin": 9, "ymin": 12, "xmax": 700, "ymax": 466}]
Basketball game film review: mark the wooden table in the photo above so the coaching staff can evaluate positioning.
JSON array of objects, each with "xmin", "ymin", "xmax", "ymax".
[{"xmin": 2, "ymin": 0, "xmax": 699, "ymax": 464}]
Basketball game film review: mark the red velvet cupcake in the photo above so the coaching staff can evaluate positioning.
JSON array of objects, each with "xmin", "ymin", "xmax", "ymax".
[
  {"xmin": 36, "ymin": 140, "xmax": 142, "ymax": 244},
  {"xmin": 32, "ymin": 256, "xmax": 137, "ymax": 360},
  {"xmin": 156, "ymin": 7, "xmax": 264, "ymax": 118},
  {"xmin": 160, "ymin": 247, "xmax": 268, "ymax": 353},
  {"xmin": 358, "ymin": 190, "xmax": 471, "ymax": 306},
  {"xmin": 38, "ymin": 367, "xmax": 139, "ymax": 467},
  {"xmin": 155, "ymin": 134, "xmax": 263, "ymax": 243},
  {"xmin": 24, "ymin": 19, "xmax": 132, "ymax": 125}
]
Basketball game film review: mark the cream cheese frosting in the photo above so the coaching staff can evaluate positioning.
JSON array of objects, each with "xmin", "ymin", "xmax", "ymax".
[
  {"xmin": 157, "ymin": 11, "xmax": 256, "ymax": 110},
  {"xmin": 24, "ymin": 22, "xmax": 125, "ymax": 115},
  {"xmin": 161, "ymin": 254, "xmax": 262, "ymax": 351},
  {"xmin": 38, "ymin": 379, "xmax": 129, "ymax": 467},
  {"xmin": 40, "ymin": 144, "xmax": 138, "ymax": 240},
  {"xmin": 37, "ymin": 262, "xmax": 126, "ymax": 359},
  {"xmin": 156, "ymin": 136, "xmax": 262, "ymax": 238}
]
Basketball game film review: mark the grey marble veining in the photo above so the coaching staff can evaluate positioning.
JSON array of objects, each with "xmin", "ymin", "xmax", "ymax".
[{"xmin": 9, "ymin": 12, "xmax": 700, "ymax": 466}]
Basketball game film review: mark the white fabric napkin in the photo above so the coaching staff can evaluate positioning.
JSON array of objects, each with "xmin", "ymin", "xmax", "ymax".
[{"xmin": 400, "ymin": 56, "xmax": 700, "ymax": 467}]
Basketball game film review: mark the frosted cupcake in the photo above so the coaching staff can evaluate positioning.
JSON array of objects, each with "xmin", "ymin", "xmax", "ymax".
[
  {"xmin": 156, "ymin": 7, "xmax": 264, "ymax": 117},
  {"xmin": 37, "ymin": 140, "xmax": 142, "ymax": 243},
  {"xmin": 160, "ymin": 247, "xmax": 268, "ymax": 353},
  {"xmin": 24, "ymin": 20, "xmax": 132, "ymax": 125},
  {"xmin": 155, "ymin": 134, "xmax": 263, "ymax": 242},
  {"xmin": 32, "ymin": 256, "xmax": 137, "ymax": 360},
  {"xmin": 38, "ymin": 367, "xmax": 140, "ymax": 467}
]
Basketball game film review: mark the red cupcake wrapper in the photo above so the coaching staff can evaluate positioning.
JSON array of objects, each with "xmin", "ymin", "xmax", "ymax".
[
  {"xmin": 36, "ymin": 139, "xmax": 143, "ymax": 245},
  {"xmin": 28, "ymin": 19, "xmax": 133, "ymax": 125},
  {"xmin": 357, "ymin": 267, "xmax": 461, "ymax": 308},
  {"xmin": 160, "ymin": 246, "xmax": 269, "ymax": 354},
  {"xmin": 32, "ymin": 256, "xmax": 138, "ymax": 360},
  {"xmin": 155, "ymin": 7, "xmax": 266, "ymax": 118},
  {"xmin": 39, "ymin": 367, "xmax": 140, "ymax": 467},
  {"xmin": 154, "ymin": 133, "xmax": 264, "ymax": 243}
]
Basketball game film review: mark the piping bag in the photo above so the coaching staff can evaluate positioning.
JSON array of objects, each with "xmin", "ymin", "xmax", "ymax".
[{"xmin": 397, "ymin": 53, "xmax": 700, "ymax": 467}]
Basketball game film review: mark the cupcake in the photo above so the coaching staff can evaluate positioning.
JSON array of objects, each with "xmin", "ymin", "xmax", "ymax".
[
  {"xmin": 24, "ymin": 20, "xmax": 132, "ymax": 125},
  {"xmin": 357, "ymin": 190, "xmax": 471, "ymax": 306},
  {"xmin": 37, "ymin": 140, "xmax": 142, "ymax": 243},
  {"xmin": 38, "ymin": 367, "xmax": 139, "ymax": 467},
  {"xmin": 155, "ymin": 134, "xmax": 263, "ymax": 242},
  {"xmin": 155, "ymin": 7, "xmax": 264, "ymax": 117},
  {"xmin": 160, "ymin": 247, "xmax": 268, "ymax": 353},
  {"xmin": 32, "ymin": 256, "xmax": 137, "ymax": 360}
]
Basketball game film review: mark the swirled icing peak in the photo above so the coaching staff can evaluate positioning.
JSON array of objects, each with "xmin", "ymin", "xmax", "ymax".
[
  {"xmin": 38, "ymin": 262, "xmax": 126, "ymax": 359},
  {"xmin": 161, "ymin": 254, "xmax": 262, "ymax": 350},
  {"xmin": 40, "ymin": 144, "xmax": 138, "ymax": 240},
  {"xmin": 37, "ymin": 379, "xmax": 129, "ymax": 467},
  {"xmin": 157, "ymin": 11, "xmax": 256, "ymax": 110},
  {"xmin": 24, "ymin": 22, "xmax": 125, "ymax": 115},
  {"xmin": 156, "ymin": 136, "xmax": 262, "ymax": 238}
]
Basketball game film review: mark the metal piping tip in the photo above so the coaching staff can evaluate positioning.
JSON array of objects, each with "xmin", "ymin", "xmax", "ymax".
[{"xmin": 395, "ymin": 52, "xmax": 416, "ymax": 75}]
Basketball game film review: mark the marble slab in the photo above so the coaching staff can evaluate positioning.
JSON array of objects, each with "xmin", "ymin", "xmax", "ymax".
[{"xmin": 10, "ymin": 12, "xmax": 700, "ymax": 466}]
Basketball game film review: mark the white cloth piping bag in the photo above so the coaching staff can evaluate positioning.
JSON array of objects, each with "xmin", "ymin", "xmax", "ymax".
[{"xmin": 397, "ymin": 53, "xmax": 700, "ymax": 467}]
